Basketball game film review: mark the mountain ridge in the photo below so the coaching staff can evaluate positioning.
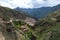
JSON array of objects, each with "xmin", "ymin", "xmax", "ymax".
[
  {"xmin": 0, "ymin": 6, "xmax": 37, "ymax": 21},
  {"xmin": 0, "ymin": 5, "xmax": 60, "ymax": 40},
  {"xmin": 15, "ymin": 4, "xmax": 60, "ymax": 18}
]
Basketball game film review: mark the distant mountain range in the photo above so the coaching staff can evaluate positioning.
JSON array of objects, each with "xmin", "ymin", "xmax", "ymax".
[{"xmin": 15, "ymin": 4, "xmax": 60, "ymax": 18}]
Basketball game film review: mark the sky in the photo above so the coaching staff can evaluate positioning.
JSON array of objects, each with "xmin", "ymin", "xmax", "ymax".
[{"xmin": 0, "ymin": 0, "xmax": 60, "ymax": 9}]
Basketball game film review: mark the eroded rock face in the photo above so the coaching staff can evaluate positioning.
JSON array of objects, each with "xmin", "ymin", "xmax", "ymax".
[
  {"xmin": 0, "ymin": 32, "xmax": 5, "ymax": 40},
  {"xmin": 0, "ymin": 27, "xmax": 5, "ymax": 40},
  {"xmin": 0, "ymin": 26, "xmax": 5, "ymax": 40},
  {"xmin": 0, "ymin": 23, "xmax": 17, "ymax": 40}
]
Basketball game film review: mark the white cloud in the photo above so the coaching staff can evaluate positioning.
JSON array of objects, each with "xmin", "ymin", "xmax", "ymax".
[
  {"xmin": 0, "ymin": 0, "xmax": 15, "ymax": 8},
  {"xmin": 44, "ymin": 0, "xmax": 60, "ymax": 6},
  {"xmin": 0, "ymin": 0, "xmax": 60, "ymax": 9},
  {"xmin": 0, "ymin": 0, "xmax": 33, "ymax": 8},
  {"xmin": 9, "ymin": 0, "xmax": 33, "ymax": 8},
  {"xmin": 32, "ymin": 0, "xmax": 60, "ymax": 7}
]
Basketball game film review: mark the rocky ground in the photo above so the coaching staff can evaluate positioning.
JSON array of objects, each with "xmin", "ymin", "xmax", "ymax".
[{"xmin": 0, "ymin": 23, "xmax": 17, "ymax": 40}]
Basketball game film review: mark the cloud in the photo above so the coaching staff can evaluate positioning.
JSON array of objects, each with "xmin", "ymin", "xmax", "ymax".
[
  {"xmin": 45, "ymin": 0, "xmax": 60, "ymax": 6},
  {"xmin": 0, "ymin": 0, "xmax": 60, "ymax": 8},
  {"xmin": 0, "ymin": 0, "xmax": 15, "ymax": 8},
  {"xmin": 0, "ymin": 0, "xmax": 33, "ymax": 8},
  {"xmin": 9, "ymin": 0, "xmax": 33, "ymax": 8},
  {"xmin": 32, "ymin": 0, "xmax": 60, "ymax": 8}
]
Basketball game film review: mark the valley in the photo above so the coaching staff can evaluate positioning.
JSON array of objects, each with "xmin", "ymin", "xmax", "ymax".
[{"xmin": 0, "ymin": 5, "xmax": 60, "ymax": 40}]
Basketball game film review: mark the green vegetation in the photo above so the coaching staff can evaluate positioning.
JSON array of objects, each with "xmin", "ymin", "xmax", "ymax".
[
  {"xmin": 13, "ymin": 21, "xmax": 26, "ymax": 29},
  {"xmin": 33, "ymin": 10, "xmax": 60, "ymax": 40},
  {"xmin": 11, "ymin": 10, "xmax": 60, "ymax": 40},
  {"xmin": 0, "ymin": 6, "xmax": 60, "ymax": 40},
  {"xmin": 13, "ymin": 21, "xmax": 34, "ymax": 40}
]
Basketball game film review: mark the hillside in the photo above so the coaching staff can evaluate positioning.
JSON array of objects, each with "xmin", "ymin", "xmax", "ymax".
[
  {"xmin": 13, "ymin": 9, "xmax": 60, "ymax": 40},
  {"xmin": 15, "ymin": 4, "xmax": 60, "ymax": 18},
  {"xmin": 12, "ymin": 10, "xmax": 60, "ymax": 40},
  {"xmin": 0, "ymin": 6, "xmax": 60, "ymax": 40},
  {"xmin": 0, "ymin": 6, "xmax": 37, "ymax": 40},
  {"xmin": 34, "ymin": 10, "xmax": 60, "ymax": 40},
  {"xmin": 0, "ymin": 6, "xmax": 36, "ymax": 21}
]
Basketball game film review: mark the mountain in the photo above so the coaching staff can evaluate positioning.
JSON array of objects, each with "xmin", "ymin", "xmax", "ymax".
[
  {"xmin": 34, "ymin": 10, "xmax": 60, "ymax": 40},
  {"xmin": 0, "ymin": 6, "xmax": 36, "ymax": 21},
  {"xmin": 13, "ymin": 10, "xmax": 60, "ymax": 40},
  {"xmin": 0, "ymin": 5, "xmax": 60, "ymax": 40},
  {"xmin": 0, "ymin": 6, "xmax": 37, "ymax": 40},
  {"xmin": 15, "ymin": 4, "xmax": 60, "ymax": 18}
]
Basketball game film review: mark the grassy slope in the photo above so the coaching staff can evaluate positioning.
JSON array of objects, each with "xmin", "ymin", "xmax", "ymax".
[
  {"xmin": 13, "ymin": 10, "xmax": 60, "ymax": 40},
  {"xmin": 34, "ymin": 10, "xmax": 60, "ymax": 40}
]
